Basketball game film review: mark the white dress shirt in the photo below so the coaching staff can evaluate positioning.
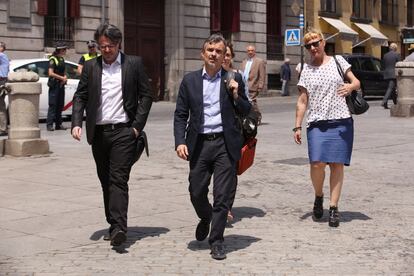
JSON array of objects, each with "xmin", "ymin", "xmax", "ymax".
[{"xmin": 96, "ymin": 53, "xmax": 129, "ymax": 125}]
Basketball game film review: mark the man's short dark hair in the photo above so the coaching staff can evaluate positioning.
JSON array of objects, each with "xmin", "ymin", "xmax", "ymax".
[
  {"xmin": 202, "ymin": 33, "xmax": 226, "ymax": 53},
  {"xmin": 0, "ymin": 42, "xmax": 6, "ymax": 50},
  {"xmin": 94, "ymin": 24, "xmax": 122, "ymax": 44}
]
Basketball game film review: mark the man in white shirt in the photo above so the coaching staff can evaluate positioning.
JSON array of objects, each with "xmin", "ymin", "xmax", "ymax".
[{"xmin": 71, "ymin": 24, "xmax": 153, "ymax": 247}]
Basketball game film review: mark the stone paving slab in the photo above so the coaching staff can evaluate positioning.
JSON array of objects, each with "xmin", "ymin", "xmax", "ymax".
[{"xmin": 0, "ymin": 97, "xmax": 413, "ymax": 275}]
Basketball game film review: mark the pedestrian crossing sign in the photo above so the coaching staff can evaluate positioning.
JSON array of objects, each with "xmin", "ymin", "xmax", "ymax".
[{"xmin": 285, "ymin": 29, "xmax": 301, "ymax": 46}]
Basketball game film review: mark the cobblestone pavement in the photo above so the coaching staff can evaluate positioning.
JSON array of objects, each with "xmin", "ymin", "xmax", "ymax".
[{"xmin": 0, "ymin": 97, "xmax": 413, "ymax": 275}]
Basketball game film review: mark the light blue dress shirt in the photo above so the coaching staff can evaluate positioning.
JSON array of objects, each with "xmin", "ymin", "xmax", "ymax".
[
  {"xmin": 201, "ymin": 67, "xmax": 223, "ymax": 134},
  {"xmin": 243, "ymin": 59, "xmax": 253, "ymax": 82},
  {"xmin": 0, "ymin": 52, "xmax": 9, "ymax": 78}
]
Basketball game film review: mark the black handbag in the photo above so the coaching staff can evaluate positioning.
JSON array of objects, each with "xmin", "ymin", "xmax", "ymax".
[
  {"xmin": 133, "ymin": 130, "xmax": 149, "ymax": 164},
  {"xmin": 225, "ymin": 71, "xmax": 258, "ymax": 140},
  {"xmin": 333, "ymin": 56, "xmax": 369, "ymax": 115}
]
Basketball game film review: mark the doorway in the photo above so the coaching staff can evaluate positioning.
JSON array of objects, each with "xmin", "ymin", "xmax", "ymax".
[{"xmin": 124, "ymin": 0, "xmax": 165, "ymax": 100}]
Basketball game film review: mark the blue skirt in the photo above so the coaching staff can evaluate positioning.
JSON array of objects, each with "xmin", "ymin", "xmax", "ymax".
[{"xmin": 307, "ymin": 118, "xmax": 354, "ymax": 166}]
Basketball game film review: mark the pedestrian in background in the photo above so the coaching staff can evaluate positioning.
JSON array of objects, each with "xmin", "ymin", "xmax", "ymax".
[
  {"xmin": 241, "ymin": 44, "xmax": 266, "ymax": 124},
  {"xmin": 47, "ymin": 41, "xmax": 68, "ymax": 131},
  {"xmin": 294, "ymin": 29, "xmax": 360, "ymax": 227},
  {"xmin": 71, "ymin": 24, "xmax": 153, "ymax": 247},
  {"xmin": 174, "ymin": 33, "xmax": 250, "ymax": 260},
  {"xmin": 222, "ymin": 41, "xmax": 249, "ymax": 223},
  {"xmin": 381, "ymin": 42, "xmax": 400, "ymax": 109},
  {"xmin": 0, "ymin": 41, "xmax": 9, "ymax": 136},
  {"xmin": 403, "ymin": 44, "xmax": 414, "ymax": 62},
  {"xmin": 77, "ymin": 40, "xmax": 100, "ymax": 75},
  {"xmin": 280, "ymin": 58, "xmax": 291, "ymax": 96}
]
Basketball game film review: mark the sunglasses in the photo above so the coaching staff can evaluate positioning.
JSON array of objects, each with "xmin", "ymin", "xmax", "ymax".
[{"xmin": 304, "ymin": 39, "xmax": 322, "ymax": 50}]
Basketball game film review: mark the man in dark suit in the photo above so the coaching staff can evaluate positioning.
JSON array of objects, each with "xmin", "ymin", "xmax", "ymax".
[
  {"xmin": 382, "ymin": 43, "xmax": 400, "ymax": 109},
  {"xmin": 174, "ymin": 34, "xmax": 251, "ymax": 260},
  {"xmin": 71, "ymin": 24, "xmax": 153, "ymax": 247}
]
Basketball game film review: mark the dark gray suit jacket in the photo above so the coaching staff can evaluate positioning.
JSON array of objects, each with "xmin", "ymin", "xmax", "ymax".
[
  {"xmin": 174, "ymin": 68, "xmax": 251, "ymax": 162},
  {"xmin": 71, "ymin": 53, "xmax": 153, "ymax": 144},
  {"xmin": 382, "ymin": 50, "xmax": 400, "ymax": 80}
]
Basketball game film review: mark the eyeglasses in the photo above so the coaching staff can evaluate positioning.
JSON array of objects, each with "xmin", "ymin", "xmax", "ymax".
[
  {"xmin": 304, "ymin": 39, "xmax": 322, "ymax": 50},
  {"xmin": 98, "ymin": 44, "xmax": 116, "ymax": 50}
]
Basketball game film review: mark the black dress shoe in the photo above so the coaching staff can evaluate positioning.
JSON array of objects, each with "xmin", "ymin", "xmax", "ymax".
[
  {"xmin": 210, "ymin": 243, "xmax": 226, "ymax": 260},
  {"xmin": 55, "ymin": 125, "xmax": 68, "ymax": 130},
  {"xmin": 0, "ymin": 131, "xmax": 7, "ymax": 136},
  {"xmin": 195, "ymin": 218, "xmax": 210, "ymax": 241},
  {"xmin": 382, "ymin": 103, "xmax": 389, "ymax": 109},
  {"xmin": 46, "ymin": 125, "xmax": 54, "ymax": 131},
  {"xmin": 110, "ymin": 228, "xmax": 127, "ymax": 246},
  {"xmin": 313, "ymin": 194, "xmax": 324, "ymax": 219},
  {"xmin": 103, "ymin": 232, "xmax": 111, "ymax": 241},
  {"xmin": 329, "ymin": 206, "xmax": 340, "ymax": 227}
]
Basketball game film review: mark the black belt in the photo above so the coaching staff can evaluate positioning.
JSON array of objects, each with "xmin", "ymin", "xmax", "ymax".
[
  {"xmin": 199, "ymin": 132, "xmax": 223, "ymax": 141},
  {"xmin": 0, "ymin": 77, "xmax": 7, "ymax": 80},
  {"xmin": 96, "ymin": 122, "xmax": 130, "ymax": 131}
]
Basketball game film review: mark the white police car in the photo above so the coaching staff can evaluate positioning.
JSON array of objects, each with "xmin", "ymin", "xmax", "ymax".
[{"xmin": 9, "ymin": 58, "xmax": 80, "ymax": 119}]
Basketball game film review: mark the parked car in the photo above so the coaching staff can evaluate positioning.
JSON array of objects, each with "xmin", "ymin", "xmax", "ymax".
[
  {"xmin": 341, "ymin": 54, "xmax": 388, "ymax": 98},
  {"xmin": 9, "ymin": 58, "xmax": 80, "ymax": 119}
]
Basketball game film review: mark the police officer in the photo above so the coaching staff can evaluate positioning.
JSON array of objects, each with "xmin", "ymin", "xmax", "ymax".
[
  {"xmin": 77, "ymin": 40, "xmax": 99, "ymax": 75},
  {"xmin": 47, "ymin": 41, "xmax": 68, "ymax": 131}
]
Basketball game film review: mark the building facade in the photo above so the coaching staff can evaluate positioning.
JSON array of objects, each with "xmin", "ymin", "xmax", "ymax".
[{"xmin": 0, "ymin": 0, "xmax": 412, "ymax": 100}]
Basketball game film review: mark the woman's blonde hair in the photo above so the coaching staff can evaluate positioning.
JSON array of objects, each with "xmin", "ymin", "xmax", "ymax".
[{"xmin": 303, "ymin": 28, "xmax": 324, "ymax": 44}]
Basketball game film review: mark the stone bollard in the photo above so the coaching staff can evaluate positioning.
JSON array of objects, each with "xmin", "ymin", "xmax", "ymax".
[
  {"xmin": 4, "ymin": 70, "xmax": 50, "ymax": 156},
  {"xmin": 392, "ymin": 61, "xmax": 414, "ymax": 117}
]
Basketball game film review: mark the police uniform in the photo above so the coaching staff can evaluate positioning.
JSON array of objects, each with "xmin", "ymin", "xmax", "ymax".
[{"xmin": 47, "ymin": 53, "xmax": 66, "ymax": 130}]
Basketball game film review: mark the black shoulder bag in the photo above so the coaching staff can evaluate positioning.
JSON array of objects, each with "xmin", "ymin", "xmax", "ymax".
[
  {"xmin": 225, "ymin": 71, "xmax": 258, "ymax": 141},
  {"xmin": 333, "ymin": 56, "xmax": 369, "ymax": 115}
]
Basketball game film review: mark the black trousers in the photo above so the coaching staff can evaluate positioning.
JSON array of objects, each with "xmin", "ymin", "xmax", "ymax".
[
  {"xmin": 47, "ymin": 84, "xmax": 65, "ymax": 127},
  {"xmin": 189, "ymin": 136, "xmax": 237, "ymax": 245},
  {"xmin": 92, "ymin": 125, "xmax": 137, "ymax": 233}
]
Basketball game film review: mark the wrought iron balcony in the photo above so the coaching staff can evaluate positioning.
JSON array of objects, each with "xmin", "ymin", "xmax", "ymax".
[{"xmin": 44, "ymin": 16, "xmax": 74, "ymax": 48}]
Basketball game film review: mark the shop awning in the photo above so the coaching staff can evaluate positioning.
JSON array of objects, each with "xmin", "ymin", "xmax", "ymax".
[
  {"xmin": 353, "ymin": 23, "xmax": 388, "ymax": 45},
  {"xmin": 320, "ymin": 17, "xmax": 358, "ymax": 40}
]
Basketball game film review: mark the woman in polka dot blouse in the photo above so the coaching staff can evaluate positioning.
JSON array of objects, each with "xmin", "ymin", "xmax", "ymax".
[{"xmin": 293, "ymin": 28, "xmax": 361, "ymax": 227}]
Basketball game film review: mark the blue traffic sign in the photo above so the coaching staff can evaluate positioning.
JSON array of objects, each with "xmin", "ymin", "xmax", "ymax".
[{"xmin": 285, "ymin": 29, "xmax": 301, "ymax": 46}]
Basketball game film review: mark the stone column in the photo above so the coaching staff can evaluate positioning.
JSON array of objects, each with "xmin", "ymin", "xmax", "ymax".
[
  {"xmin": 4, "ymin": 71, "xmax": 49, "ymax": 156},
  {"xmin": 391, "ymin": 62, "xmax": 414, "ymax": 117}
]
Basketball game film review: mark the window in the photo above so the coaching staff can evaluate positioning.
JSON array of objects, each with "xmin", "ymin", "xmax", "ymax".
[
  {"xmin": 65, "ymin": 63, "xmax": 80, "ymax": 80},
  {"xmin": 14, "ymin": 61, "xmax": 80, "ymax": 80},
  {"xmin": 352, "ymin": 0, "xmax": 372, "ymax": 20},
  {"xmin": 14, "ymin": 62, "xmax": 49, "ymax": 78},
  {"xmin": 41, "ymin": 0, "xmax": 80, "ymax": 47},
  {"xmin": 210, "ymin": 0, "xmax": 240, "ymax": 37},
  {"xmin": 408, "ymin": 0, "xmax": 414, "ymax": 26},
  {"xmin": 321, "ymin": 0, "xmax": 336, "ymax": 13},
  {"xmin": 381, "ymin": 0, "xmax": 398, "ymax": 25},
  {"xmin": 360, "ymin": 58, "xmax": 376, "ymax": 71},
  {"xmin": 266, "ymin": 0, "xmax": 283, "ymax": 60}
]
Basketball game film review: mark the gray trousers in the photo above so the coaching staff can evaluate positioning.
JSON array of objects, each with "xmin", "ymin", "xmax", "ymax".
[{"xmin": 281, "ymin": 80, "xmax": 289, "ymax": 96}]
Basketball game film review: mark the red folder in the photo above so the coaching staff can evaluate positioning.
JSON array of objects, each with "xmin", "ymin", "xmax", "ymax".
[{"xmin": 237, "ymin": 138, "xmax": 257, "ymax": 175}]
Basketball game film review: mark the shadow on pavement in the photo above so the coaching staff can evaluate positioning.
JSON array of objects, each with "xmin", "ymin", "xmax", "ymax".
[
  {"xmin": 300, "ymin": 211, "xmax": 372, "ymax": 223},
  {"xmin": 90, "ymin": 226, "xmax": 170, "ymax": 254},
  {"xmin": 187, "ymin": 234, "xmax": 261, "ymax": 253},
  {"xmin": 227, "ymin": 206, "xmax": 266, "ymax": 227}
]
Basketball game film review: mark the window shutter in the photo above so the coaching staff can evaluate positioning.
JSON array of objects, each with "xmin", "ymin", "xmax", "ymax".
[
  {"xmin": 210, "ymin": 0, "xmax": 221, "ymax": 32},
  {"xmin": 68, "ymin": 0, "xmax": 80, "ymax": 18},
  {"xmin": 37, "ymin": 0, "xmax": 48, "ymax": 16},
  {"xmin": 226, "ymin": 0, "xmax": 240, "ymax": 33}
]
